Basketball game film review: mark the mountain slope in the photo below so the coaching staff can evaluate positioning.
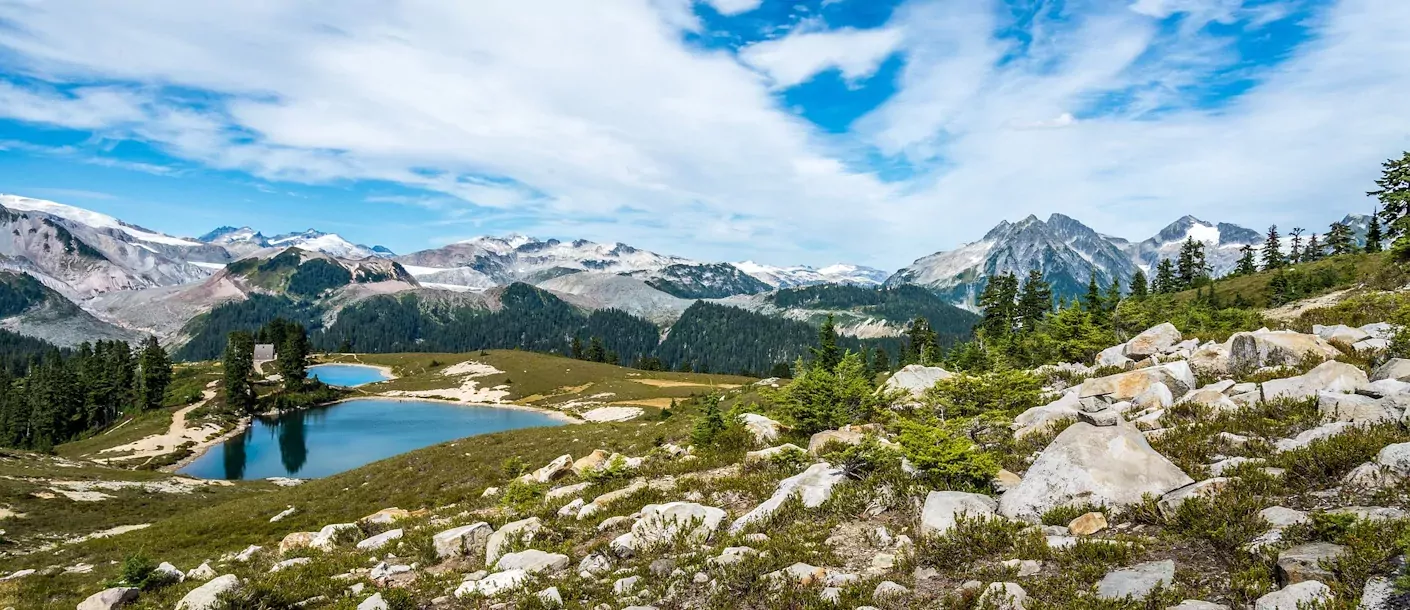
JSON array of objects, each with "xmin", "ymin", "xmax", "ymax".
[
  {"xmin": 886, "ymin": 214, "xmax": 1139, "ymax": 309},
  {"xmin": 734, "ymin": 261, "xmax": 889, "ymax": 288},
  {"xmin": 1126, "ymin": 215, "xmax": 1263, "ymax": 277},
  {"xmin": 0, "ymin": 271, "xmax": 142, "ymax": 346}
]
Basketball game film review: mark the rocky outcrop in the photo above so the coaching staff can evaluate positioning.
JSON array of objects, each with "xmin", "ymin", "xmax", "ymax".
[
  {"xmin": 1079, "ymin": 361, "xmax": 1195, "ymax": 402},
  {"xmin": 739, "ymin": 413, "xmax": 786, "ymax": 445},
  {"xmin": 882, "ymin": 365, "xmax": 954, "ymax": 401},
  {"xmin": 519, "ymin": 455, "xmax": 573, "ymax": 484},
  {"xmin": 999, "ymin": 422, "xmax": 1193, "ymax": 522},
  {"xmin": 1253, "ymin": 581, "xmax": 1331, "ymax": 610},
  {"xmin": 1014, "ymin": 390, "xmax": 1080, "ymax": 438},
  {"xmin": 919, "ymin": 491, "xmax": 998, "ymax": 537},
  {"xmin": 731, "ymin": 463, "xmax": 846, "ymax": 533},
  {"xmin": 1229, "ymin": 330, "xmax": 1342, "ymax": 370},
  {"xmin": 495, "ymin": 549, "xmax": 570, "ymax": 574},
  {"xmin": 1276, "ymin": 543, "xmax": 1345, "ymax": 585},
  {"xmin": 175, "ymin": 574, "xmax": 240, "ymax": 610},
  {"xmin": 486, "ymin": 518, "xmax": 542, "ymax": 565},
  {"xmin": 78, "ymin": 588, "xmax": 138, "ymax": 610},
  {"xmin": 1095, "ymin": 560, "xmax": 1175, "ymax": 600},
  {"xmin": 434, "ymin": 522, "xmax": 491, "ymax": 559},
  {"xmin": 1125, "ymin": 324, "xmax": 1183, "ymax": 359},
  {"xmin": 1261, "ymin": 361, "xmax": 1367, "ymax": 402}
]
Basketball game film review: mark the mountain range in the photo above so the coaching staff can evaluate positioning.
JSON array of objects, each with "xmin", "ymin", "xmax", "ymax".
[{"xmin": 0, "ymin": 192, "xmax": 1374, "ymax": 350}]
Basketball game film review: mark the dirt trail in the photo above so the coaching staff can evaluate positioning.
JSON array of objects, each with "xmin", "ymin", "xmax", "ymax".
[{"xmin": 91, "ymin": 388, "xmax": 225, "ymax": 464}]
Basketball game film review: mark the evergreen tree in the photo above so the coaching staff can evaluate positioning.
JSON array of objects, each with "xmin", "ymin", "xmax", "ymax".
[
  {"xmin": 812, "ymin": 314, "xmax": 842, "ymax": 372},
  {"xmin": 1015, "ymin": 269, "xmax": 1052, "ymax": 333},
  {"xmin": 1370, "ymin": 151, "xmax": 1410, "ymax": 255},
  {"xmin": 1082, "ymin": 274, "xmax": 1102, "ymax": 313},
  {"xmin": 1175, "ymin": 238, "xmax": 1208, "ymax": 288},
  {"xmin": 275, "ymin": 323, "xmax": 310, "ymax": 392},
  {"xmin": 1103, "ymin": 277, "xmax": 1122, "ymax": 313},
  {"xmin": 871, "ymin": 347, "xmax": 891, "ymax": 375},
  {"xmin": 1288, "ymin": 228, "xmax": 1304, "ymax": 264},
  {"xmin": 977, "ymin": 273, "xmax": 1019, "ymax": 339},
  {"xmin": 586, "ymin": 337, "xmax": 607, "ymax": 363},
  {"xmin": 903, "ymin": 317, "xmax": 937, "ymax": 365},
  {"xmin": 1130, "ymin": 269, "xmax": 1148, "ymax": 299},
  {"xmin": 1261, "ymin": 225, "xmax": 1286, "ymax": 271},
  {"xmin": 1234, "ymin": 244, "xmax": 1258, "ymax": 276},
  {"xmin": 1153, "ymin": 259, "xmax": 1177, "ymax": 294},
  {"xmin": 1366, "ymin": 213, "xmax": 1384, "ymax": 253},
  {"xmin": 570, "ymin": 336, "xmax": 584, "ymax": 360},
  {"xmin": 1325, "ymin": 222, "xmax": 1356, "ymax": 256},
  {"xmin": 223, "ymin": 331, "xmax": 257, "ymax": 414},
  {"xmin": 136, "ymin": 336, "xmax": 172, "ymax": 412},
  {"xmin": 1303, "ymin": 234, "xmax": 1323, "ymax": 262}
]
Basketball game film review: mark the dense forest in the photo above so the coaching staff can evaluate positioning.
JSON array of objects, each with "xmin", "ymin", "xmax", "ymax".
[
  {"xmin": 768, "ymin": 284, "xmax": 979, "ymax": 336},
  {"xmin": 0, "ymin": 329, "xmax": 67, "ymax": 376},
  {"xmin": 0, "ymin": 337, "xmax": 171, "ymax": 451},
  {"xmin": 170, "ymin": 282, "xmax": 979, "ymax": 377},
  {"xmin": 0, "ymin": 271, "xmax": 49, "ymax": 317}
]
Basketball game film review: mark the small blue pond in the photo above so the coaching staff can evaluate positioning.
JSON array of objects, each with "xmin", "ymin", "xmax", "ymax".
[
  {"xmin": 306, "ymin": 364, "xmax": 392, "ymax": 387},
  {"xmin": 178, "ymin": 399, "xmax": 563, "ymax": 480}
]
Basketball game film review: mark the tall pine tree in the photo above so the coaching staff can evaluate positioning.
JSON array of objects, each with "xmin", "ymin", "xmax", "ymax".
[
  {"xmin": 1288, "ymin": 228, "xmax": 1304, "ymax": 264},
  {"xmin": 1234, "ymin": 244, "xmax": 1258, "ymax": 276},
  {"xmin": 977, "ymin": 273, "xmax": 1019, "ymax": 340},
  {"xmin": 1130, "ymin": 269, "xmax": 1149, "ymax": 299},
  {"xmin": 1370, "ymin": 151, "xmax": 1410, "ymax": 256},
  {"xmin": 1365, "ymin": 214, "xmax": 1383, "ymax": 253},
  {"xmin": 1325, "ymin": 222, "xmax": 1356, "ymax": 256},
  {"xmin": 1154, "ymin": 259, "xmax": 1177, "ymax": 294},
  {"xmin": 1303, "ymin": 234, "xmax": 1323, "ymax": 262},
  {"xmin": 812, "ymin": 314, "xmax": 842, "ymax": 372},
  {"xmin": 136, "ymin": 336, "xmax": 172, "ymax": 411},
  {"xmin": 276, "ymin": 323, "xmax": 310, "ymax": 392},
  {"xmin": 223, "ymin": 331, "xmax": 257, "ymax": 415},
  {"xmin": 1261, "ymin": 225, "xmax": 1286, "ymax": 271},
  {"xmin": 1015, "ymin": 269, "xmax": 1052, "ymax": 333}
]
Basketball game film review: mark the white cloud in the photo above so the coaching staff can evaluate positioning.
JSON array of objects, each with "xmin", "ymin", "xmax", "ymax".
[
  {"xmin": 739, "ymin": 26, "xmax": 904, "ymax": 88},
  {"xmin": 701, "ymin": 0, "xmax": 763, "ymax": 16},
  {"xmin": 0, "ymin": 0, "xmax": 1405, "ymax": 271}
]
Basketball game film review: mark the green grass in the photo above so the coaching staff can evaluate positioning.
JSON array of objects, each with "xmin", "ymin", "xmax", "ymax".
[{"xmin": 1170, "ymin": 251, "xmax": 1402, "ymax": 310}]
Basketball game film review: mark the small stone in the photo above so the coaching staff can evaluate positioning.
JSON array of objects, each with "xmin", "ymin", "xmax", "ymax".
[
  {"xmin": 536, "ymin": 587, "xmax": 563, "ymax": 607},
  {"xmin": 977, "ymin": 582, "xmax": 1028, "ymax": 610},
  {"xmin": 1068, "ymin": 512, "xmax": 1108, "ymax": 536},
  {"xmin": 1001, "ymin": 559, "xmax": 1042, "ymax": 577},
  {"xmin": 873, "ymin": 581, "xmax": 909, "ymax": 598},
  {"xmin": 77, "ymin": 587, "xmax": 139, "ymax": 610},
  {"xmin": 357, "ymin": 593, "xmax": 388, "ymax": 610},
  {"xmin": 1276, "ymin": 543, "xmax": 1347, "ymax": 585},
  {"xmin": 1096, "ymin": 560, "xmax": 1175, "ymax": 600}
]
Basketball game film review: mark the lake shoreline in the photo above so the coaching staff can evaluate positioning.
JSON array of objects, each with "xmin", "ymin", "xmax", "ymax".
[
  {"xmin": 329, "ymin": 395, "xmax": 583, "ymax": 424},
  {"xmin": 307, "ymin": 362, "xmax": 397, "ymax": 386}
]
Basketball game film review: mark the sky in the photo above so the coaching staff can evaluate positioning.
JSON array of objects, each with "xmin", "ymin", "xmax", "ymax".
[{"xmin": 0, "ymin": 0, "xmax": 1407, "ymax": 270}]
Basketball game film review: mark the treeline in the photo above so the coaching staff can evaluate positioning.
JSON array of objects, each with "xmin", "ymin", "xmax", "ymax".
[
  {"xmin": 0, "ymin": 271, "xmax": 49, "ymax": 318},
  {"xmin": 0, "ymin": 337, "xmax": 172, "ymax": 451},
  {"xmin": 173, "ymin": 294, "xmax": 323, "ymax": 362},
  {"xmin": 0, "ymin": 329, "xmax": 67, "ymax": 376},
  {"xmin": 767, "ymin": 284, "xmax": 979, "ymax": 336}
]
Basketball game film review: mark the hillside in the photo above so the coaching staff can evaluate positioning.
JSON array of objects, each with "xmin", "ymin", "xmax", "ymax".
[{"xmin": 0, "ymin": 271, "xmax": 142, "ymax": 346}]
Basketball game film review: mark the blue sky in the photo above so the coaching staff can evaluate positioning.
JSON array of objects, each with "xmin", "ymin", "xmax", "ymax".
[{"xmin": 0, "ymin": 0, "xmax": 1407, "ymax": 269}]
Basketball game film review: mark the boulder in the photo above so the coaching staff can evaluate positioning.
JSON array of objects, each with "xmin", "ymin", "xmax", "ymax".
[
  {"xmin": 740, "ymin": 413, "xmax": 786, "ymax": 444},
  {"xmin": 577, "ymin": 480, "xmax": 649, "ymax": 519},
  {"xmin": 1158, "ymin": 478, "xmax": 1230, "ymax": 518},
  {"xmin": 1373, "ymin": 358, "xmax": 1410, "ymax": 382},
  {"xmin": 1318, "ymin": 392, "xmax": 1396, "ymax": 424},
  {"xmin": 1253, "ymin": 581, "xmax": 1331, "ymax": 610},
  {"xmin": 919, "ymin": 491, "xmax": 999, "ymax": 537},
  {"xmin": 1377, "ymin": 442, "xmax": 1410, "ymax": 475},
  {"xmin": 520, "ymin": 455, "xmax": 573, "ymax": 484},
  {"xmin": 883, "ymin": 365, "xmax": 954, "ymax": 400},
  {"xmin": 1209, "ymin": 457, "xmax": 1263, "ymax": 477},
  {"xmin": 486, "ymin": 517, "xmax": 541, "ymax": 565},
  {"xmin": 1314, "ymin": 324, "xmax": 1372, "ymax": 344},
  {"xmin": 356, "ymin": 528, "xmax": 403, "ymax": 551},
  {"xmin": 433, "ymin": 522, "xmax": 491, "ymax": 559},
  {"xmin": 1360, "ymin": 577, "xmax": 1396, "ymax": 610},
  {"xmin": 1068, "ymin": 512, "xmax": 1108, "ymax": 536},
  {"xmin": 1261, "ymin": 361, "xmax": 1368, "ymax": 402},
  {"xmin": 455, "ymin": 569, "xmax": 528, "ymax": 598},
  {"xmin": 1097, "ymin": 344, "xmax": 1135, "ymax": 369},
  {"xmin": 78, "ymin": 587, "xmax": 139, "ymax": 610},
  {"xmin": 1133, "ymin": 382, "xmax": 1174, "ymax": 410},
  {"xmin": 278, "ymin": 532, "xmax": 315, "ymax": 555},
  {"xmin": 1179, "ymin": 388, "xmax": 1239, "ymax": 413},
  {"xmin": 155, "ymin": 562, "xmax": 184, "ymax": 583},
  {"xmin": 1274, "ymin": 421, "xmax": 1355, "ymax": 452},
  {"xmin": 1354, "ymin": 338, "xmax": 1390, "ymax": 352},
  {"xmin": 495, "ymin": 549, "xmax": 570, "ymax": 574},
  {"xmin": 1014, "ymin": 390, "xmax": 1081, "ymax": 438},
  {"xmin": 186, "ymin": 562, "xmax": 216, "ymax": 582},
  {"xmin": 631, "ymin": 502, "xmax": 727, "ymax": 546},
  {"xmin": 1362, "ymin": 322, "xmax": 1396, "ymax": 340},
  {"xmin": 571, "ymin": 450, "xmax": 609, "ymax": 476},
  {"xmin": 1079, "ymin": 361, "xmax": 1196, "ymax": 402},
  {"xmin": 1167, "ymin": 601, "xmax": 1230, "ymax": 610},
  {"xmin": 546, "ymin": 481, "xmax": 592, "ymax": 502},
  {"xmin": 175, "ymin": 574, "xmax": 240, "ymax": 610},
  {"xmin": 977, "ymin": 582, "xmax": 1028, "ymax": 610},
  {"xmin": 1276, "ymin": 543, "xmax": 1346, "ymax": 585},
  {"xmin": 310, "ymin": 523, "xmax": 359, "ymax": 551},
  {"xmin": 357, "ymin": 594, "xmax": 388, "ymax": 610},
  {"xmin": 1126, "ymin": 323, "xmax": 1183, "ymax": 359},
  {"xmin": 1229, "ymin": 330, "xmax": 1342, "ymax": 370},
  {"xmin": 731, "ymin": 463, "xmax": 846, "ymax": 533},
  {"xmin": 361, "ymin": 508, "xmax": 411, "ymax": 525},
  {"xmin": 1096, "ymin": 560, "xmax": 1175, "ymax": 600},
  {"xmin": 998, "ymin": 422, "xmax": 1194, "ymax": 522},
  {"xmin": 807, "ymin": 426, "xmax": 868, "ymax": 455},
  {"xmin": 269, "ymin": 557, "xmax": 310, "ymax": 573},
  {"xmin": 1189, "ymin": 343, "xmax": 1231, "ymax": 375},
  {"xmin": 744, "ymin": 443, "xmax": 806, "ymax": 464}
]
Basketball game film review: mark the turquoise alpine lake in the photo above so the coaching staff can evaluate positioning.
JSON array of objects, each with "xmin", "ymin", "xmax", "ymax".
[
  {"xmin": 306, "ymin": 363, "xmax": 392, "ymax": 387},
  {"xmin": 178, "ymin": 398, "xmax": 564, "ymax": 480}
]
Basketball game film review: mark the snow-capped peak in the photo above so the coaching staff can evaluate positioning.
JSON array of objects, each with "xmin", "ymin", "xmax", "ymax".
[
  {"xmin": 0, "ymin": 194, "xmax": 202, "ymax": 247},
  {"xmin": 734, "ymin": 261, "xmax": 888, "ymax": 289},
  {"xmin": 268, "ymin": 231, "xmax": 378, "ymax": 260}
]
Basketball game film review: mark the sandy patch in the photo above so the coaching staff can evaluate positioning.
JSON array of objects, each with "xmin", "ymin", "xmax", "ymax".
[
  {"xmin": 580, "ymin": 406, "xmax": 644, "ymax": 423},
  {"xmin": 385, "ymin": 380, "xmax": 512, "ymax": 403},
  {"xmin": 93, "ymin": 389, "xmax": 225, "ymax": 463},
  {"xmin": 442, "ymin": 360, "xmax": 503, "ymax": 377},
  {"xmin": 632, "ymin": 379, "xmax": 740, "ymax": 389},
  {"xmin": 1263, "ymin": 287, "xmax": 1358, "ymax": 321},
  {"xmin": 45, "ymin": 477, "xmax": 232, "ymax": 502},
  {"xmin": 612, "ymin": 397, "xmax": 676, "ymax": 408}
]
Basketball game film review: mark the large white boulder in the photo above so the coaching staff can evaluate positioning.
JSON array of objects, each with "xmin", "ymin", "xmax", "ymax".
[
  {"xmin": 1274, "ymin": 422, "xmax": 1356, "ymax": 452},
  {"xmin": 486, "ymin": 517, "xmax": 542, "ymax": 566},
  {"xmin": 1261, "ymin": 361, "xmax": 1368, "ymax": 402},
  {"xmin": 1372, "ymin": 358, "xmax": 1410, "ymax": 382},
  {"xmin": 998, "ymin": 422, "xmax": 1193, "ymax": 522},
  {"xmin": 310, "ymin": 523, "xmax": 360, "ymax": 551},
  {"xmin": 919, "ymin": 491, "xmax": 999, "ymax": 537},
  {"xmin": 740, "ymin": 413, "xmax": 786, "ymax": 444},
  {"xmin": 1253, "ymin": 581, "xmax": 1331, "ymax": 610},
  {"xmin": 1317, "ymin": 392, "xmax": 1396, "ymax": 424},
  {"xmin": 1189, "ymin": 342, "xmax": 1231, "ymax": 375},
  {"xmin": 1097, "ymin": 344, "xmax": 1134, "ymax": 369},
  {"xmin": 1095, "ymin": 560, "xmax": 1175, "ymax": 600},
  {"xmin": 883, "ymin": 365, "xmax": 954, "ymax": 400},
  {"xmin": 175, "ymin": 575, "xmax": 241, "ymax": 610},
  {"xmin": 356, "ymin": 529, "xmax": 403, "ymax": 551},
  {"xmin": 730, "ymin": 463, "xmax": 846, "ymax": 533},
  {"xmin": 1079, "ymin": 361, "xmax": 1196, "ymax": 401},
  {"xmin": 495, "ymin": 549, "xmax": 570, "ymax": 574},
  {"xmin": 455, "ymin": 569, "xmax": 529, "ymax": 598},
  {"xmin": 433, "ymin": 522, "xmax": 491, "ymax": 559},
  {"xmin": 1125, "ymin": 323, "xmax": 1183, "ymax": 359},
  {"xmin": 78, "ymin": 588, "xmax": 139, "ymax": 610},
  {"xmin": 630, "ymin": 502, "xmax": 727, "ymax": 547},
  {"xmin": 1313, "ymin": 324, "xmax": 1372, "ymax": 344},
  {"xmin": 1229, "ymin": 330, "xmax": 1342, "ymax": 370},
  {"xmin": 1014, "ymin": 390, "xmax": 1080, "ymax": 438},
  {"xmin": 519, "ymin": 455, "xmax": 573, "ymax": 484}
]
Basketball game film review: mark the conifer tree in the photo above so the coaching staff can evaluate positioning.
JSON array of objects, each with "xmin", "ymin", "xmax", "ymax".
[
  {"xmin": 1303, "ymin": 234, "xmax": 1323, "ymax": 262},
  {"xmin": 812, "ymin": 314, "xmax": 842, "ymax": 372},
  {"xmin": 1130, "ymin": 269, "xmax": 1148, "ymax": 299},
  {"xmin": 1175, "ymin": 238, "xmax": 1208, "ymax": 288},
  {"xmin": 1261, "ymin": 225, "xmax": 1286, "ymax": 271},
  {"xmin": 1365, "ymin": 214, "xmax": 1383, "ymax": 253},
  {"xmin": 1104, "ymin": 277, "xmax": 1121, "ymax": 313},
  {"xmin": 1154, "ymin": 259, "xmax": 1177, "ymax": 293},
  {"xmin": 1369, "ymin": 151, "xmax": 1410, "ymax": 255},
  {"xmin": 570, "ymin": 336, "xmax": 584, "ymax": 360},
  {"xmin": 1015, "ymin": 269, "xmax": 1052, "ymax": 333},
  {"xmin": 1325, "ymin": 222, "xmax": 1356, "ymax": 256},
  {"xmin": 1288, "ymin": 228, "xmax": 1304, "ymax": 264},
  {"xmin": 136, "ymin": 336, "xmax": 172, "ymax": 411},
  {"xmin": 586, "ymin": 337, "xmax": 607, "ymax": 363},
  {"xmin": 1082, "ymin": 274, "xmax": 1102, "ymax": 312},
  {"xmin": 977, "ymin": 273, "xmax": 1019, "ymax": 339},
  {"xmin": 1234, "ymin": 244, "xmax": 1258, "ymax": 276},
  {"xmin": 902, "ymin": 317, "xmax": 937, "ymax": 366},
  {"xmin": 871, "ymin": 347, "xmax": 890, "ymax": 375},
  {"xmin": 276, "ymin": 323, "xmax": 310, "ymax": 391},
  {"xmin": 223, "ymin": 331, "xmax": 257, "ymax": 414}
]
